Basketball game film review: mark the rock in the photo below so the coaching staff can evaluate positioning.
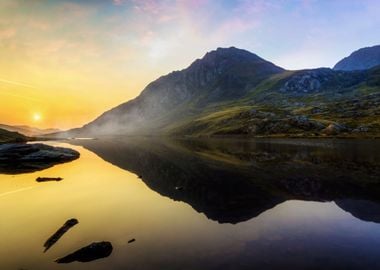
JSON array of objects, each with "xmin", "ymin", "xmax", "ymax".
[
  {"xmin": 0, "ymin": 143, "xmax": 79, "ymax": 174},
  {"xmin": 44, "ymin": 219, "xmax": 79, "ymax": 252},
  {"xmin": 55, "ymin": 241, "xmax": 113, "ymax": 263},
  {"xmin": 128, "ymin": 239, "xmax": 136, "ymax": 243},
  {"xmin": 322, "ymin": 123, "xmax": 347, "ymax": 135},
  {"xmin": 36, "ymin": 177, "xmax": 63, "ymax": 182},
  {"xmin": 287, "ymin": 115, "xmax": 325, "ymax": 131},
  {"xmin": 353, "ymin": 125, "xmax": 370, "ymax": 133}
]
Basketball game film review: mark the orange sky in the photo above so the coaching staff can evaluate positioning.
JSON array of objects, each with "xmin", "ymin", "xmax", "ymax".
[{"xmin": 1, "ymin": 0, "xmax": 379, "ymax": 129}]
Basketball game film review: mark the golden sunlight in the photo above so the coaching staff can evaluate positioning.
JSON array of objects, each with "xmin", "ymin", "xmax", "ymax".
[{"xmin": 32, "ymin": 113, "xmax": 42, "ymax": 122}]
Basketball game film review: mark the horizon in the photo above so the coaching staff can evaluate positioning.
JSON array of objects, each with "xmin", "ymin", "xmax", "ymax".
[{"xmin": 0, "ymin": 0, "xmax": 379, "ymax": 129}]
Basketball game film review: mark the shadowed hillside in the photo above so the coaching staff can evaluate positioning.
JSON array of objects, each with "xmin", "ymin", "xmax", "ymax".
[{"xmin": 0, "ymin": 128, "xmax": 27, "ymax": 143}]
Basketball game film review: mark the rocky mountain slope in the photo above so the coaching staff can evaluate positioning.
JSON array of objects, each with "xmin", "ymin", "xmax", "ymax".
[
  {"xmin": 57, "ymin": 46, "xmax": 380, "ymax": 138},
  {"xmin": 334, "ymin": 45, "xmax": 380, "ymax": 71}
]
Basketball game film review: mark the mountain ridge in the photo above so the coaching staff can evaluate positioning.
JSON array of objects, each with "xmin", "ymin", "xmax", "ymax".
[
  {"xmin": 54, "ymin": 46, "xmax": 380, "ymax": 138},
  {"xmin": 334, "ymin": 45, "xmax": 380, "ymax": 71},
  {"xmin": 0, "ymin": 124, "xmax": 60, "ymax": 137}
]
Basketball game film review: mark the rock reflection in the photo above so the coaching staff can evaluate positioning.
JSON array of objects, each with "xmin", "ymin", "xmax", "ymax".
[{"xmin": 72, "ymin": 138, "xmax": 380, "ymax": 224}]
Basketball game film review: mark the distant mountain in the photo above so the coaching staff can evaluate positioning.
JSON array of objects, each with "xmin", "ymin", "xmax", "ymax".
[
  {"xmin": 56, "ymin": 46, "xmax": 380, "ymax": 138},
  {"xmin": 59, "ymin": 47, "xmax": 283, "ymax": 136},
  {"xmin": 0, "ymin": 128, "xmax": 27, "ymax": 143},
  {"xmin": 0, "ymin": 124, "xmax": 60, "ymax": 137},
  {"xmin": 334, "ymin": 45, "xmax": 380, "ymax": 71}
]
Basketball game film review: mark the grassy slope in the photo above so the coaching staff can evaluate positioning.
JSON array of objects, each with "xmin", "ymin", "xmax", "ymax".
[{"xmin": 166, "ymin": 68, "xmax": 380, "ymax": 137}]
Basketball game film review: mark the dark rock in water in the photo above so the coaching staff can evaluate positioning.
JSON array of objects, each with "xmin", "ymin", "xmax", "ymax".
[
  {"xmin": 36, "ymin": 177, "xmax": 63, "ymax": 182},
  {"xmin": 44, "ymin": 218, "xmax": 79, "ymax": 252},
  {"xmin": 128, "ymin": 238, "xmax": 136, "ymax": 243},
  {"xmin": 55, "ymin": 241, "xmax": 113, "ymax": 263},
  {"xmin": 0, "ymin": 143, "xmax": 80, "ymax": 174}
]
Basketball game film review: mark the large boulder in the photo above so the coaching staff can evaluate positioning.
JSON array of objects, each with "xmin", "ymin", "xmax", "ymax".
[{"xmin": 0, "ymin": 143, "xmax": 80, "ymax": 174}]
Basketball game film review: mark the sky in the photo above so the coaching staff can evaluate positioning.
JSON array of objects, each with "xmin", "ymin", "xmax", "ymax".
[{"xmin": 0, "ymin": 0, "xmax": 379, "ymax": 129}]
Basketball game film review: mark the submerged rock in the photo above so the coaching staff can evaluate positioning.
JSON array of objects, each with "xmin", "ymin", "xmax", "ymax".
[
  {"xmin": 37, "ymin": 177, "xmax": 63, "ymax": 182},
  {"xmin": 55, "ymin": 241, "xmax": 113, "ymax": 263},
  {"xmin": 0, "ymin": 143, "xmax": 79, "ymax": 174},
  {"xmin": 44, "ymin": 218, "xmax": 79, "ymax": 252}
]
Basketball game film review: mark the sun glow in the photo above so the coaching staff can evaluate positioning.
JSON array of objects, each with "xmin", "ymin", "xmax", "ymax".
[{"xmin": 32, "ymin": 113, "xmax": 42, "ymax": 122}]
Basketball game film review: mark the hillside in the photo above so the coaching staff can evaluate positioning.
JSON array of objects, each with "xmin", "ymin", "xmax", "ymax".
[
  {"xmin": 334, "ymin": 45, "xmax": 380, "ymax": 71},
  {"xmin": 0, "ymin": 128, "xmax": 28, "ymax": 143},
  {"xmin": 0, "ymin": 124, "xmax": 60, "ymax": 137},
  {"xmin": 56, "ymin": 46, "xmax": 380, "ymax": 138}
]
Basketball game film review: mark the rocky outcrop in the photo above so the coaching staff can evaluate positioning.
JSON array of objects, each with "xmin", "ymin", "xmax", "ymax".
[
  {"xmin": 0, "ymin": 143, "xmax": 80, "ymax": 174},
  {"xmin": 322, "ymin": 123, "xmax": 348, "ymax": 135}
]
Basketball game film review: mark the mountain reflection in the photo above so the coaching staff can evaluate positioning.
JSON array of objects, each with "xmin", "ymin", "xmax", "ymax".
[{"xmin": 71, "ymin": 138, "xmax": 380, "ymax": 224}]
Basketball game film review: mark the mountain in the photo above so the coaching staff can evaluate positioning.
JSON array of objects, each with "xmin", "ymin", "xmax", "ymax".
[
  {"xmin": 56, "ymin": 46, "xmax": 380, "ymax": 138},
  {"xmin": 59, "ymin": 47, "xmax": 284, "ymax": 136},
  {"xmin": 0, "ymin": 128, "xmax": 28, "ymax": 143},
  {"xmin": 334, "ymin": 45, "xmax": 380, "ymax": 71},
  {"xmin": 0, "ymin": 124, "xmax": 60, "ymax": 137}
]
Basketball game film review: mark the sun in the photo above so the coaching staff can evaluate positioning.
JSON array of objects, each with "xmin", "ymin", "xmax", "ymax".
[{"xmin": 32, "ymin": 113, "xmax": 42, "ymax": 122}]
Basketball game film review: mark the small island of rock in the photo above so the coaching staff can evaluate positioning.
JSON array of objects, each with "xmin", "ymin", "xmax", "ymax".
[{"xmin": 0, "ymin": 143, "xmax": 80, "ymax": 174}]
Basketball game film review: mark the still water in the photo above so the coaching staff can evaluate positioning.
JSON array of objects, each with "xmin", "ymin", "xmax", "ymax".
[{"xmin": 0, "ymin": 138, "xmax": 380, "ymax": 270}]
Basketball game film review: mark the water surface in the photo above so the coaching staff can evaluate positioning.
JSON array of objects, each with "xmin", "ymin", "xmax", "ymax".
[{"xmin": 1, "ymin": 138, "xmax": 380, "ymax": 270}]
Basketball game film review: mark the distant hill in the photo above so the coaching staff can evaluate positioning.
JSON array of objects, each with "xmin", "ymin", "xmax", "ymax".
[
  {"xmin": 56, "ymin": 46, "xmax": 380, "ymax": 138},
  {"xmin": 0, "ymin": 128, "xmax": 28, "ymax": 143},
  {"xmin": 0, "ymin": 124, "xmax": 60, "ymax": 137},
  {"xmin": 334, "ymin": 45, "xmax": 380, "ymax": 71}
]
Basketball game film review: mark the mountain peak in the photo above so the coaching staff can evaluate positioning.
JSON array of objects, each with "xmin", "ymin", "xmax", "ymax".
[
  {"xmin": 334, "ymin": 45, "xmax": 380, "ymax": 71},
  {"xmin": 200, "ymin": 46, "xmax": 265, "ymax": 63},
  {"xmin": 188, "ymin": 47, "xmax": 282, "ymax": 75}
]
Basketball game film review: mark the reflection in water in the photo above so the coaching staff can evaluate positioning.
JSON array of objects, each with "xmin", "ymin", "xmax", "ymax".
[
  {"xmin": 74, "ymin": 138, "xmax": 380, "ymax": 224},
  {"xmin": 1, "ymin": 138, "xmax": 380, "ymax": 270},
  {"xmin": 44, "ymin": 218, "xmax": 79, "ymax": 252},
  {"xmin": 336, "ymin": 200, "xmax": 380, "ymax": 223},
  {"xmin": 55, "ymin": 241, "xmax": 113, "ymax": 263}
]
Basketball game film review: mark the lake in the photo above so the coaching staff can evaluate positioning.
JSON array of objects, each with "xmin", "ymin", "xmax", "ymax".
[{"xmin": 1, "ymin": 138, "xmax": 380, "ymax": 270}]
